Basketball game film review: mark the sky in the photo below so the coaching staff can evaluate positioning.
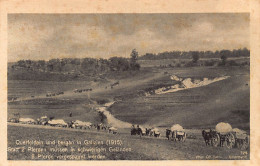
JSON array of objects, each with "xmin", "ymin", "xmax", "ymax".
[{"xmin": 8, "ymin": 13, "xmax": 249, "ymax": 62}]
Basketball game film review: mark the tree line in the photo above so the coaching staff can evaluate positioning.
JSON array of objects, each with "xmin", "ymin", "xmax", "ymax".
[
  {"xmin": 11, "ymin": 49, "xmax": 140, "ymax": 73},
  {"xmin": 139, "ymin": 48, "xmax": 250, "ymax": 60}
]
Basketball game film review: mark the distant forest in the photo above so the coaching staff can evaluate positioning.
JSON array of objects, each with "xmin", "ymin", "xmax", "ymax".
[
  {"xmin": 9, "ymin": 48, "xmax": 250, "ymax": 74},
  {"xmin": 139, "ymin": 48, "xmax": 250, "ymax": 60},
  {"xmin": 9, "ymin": 49, "xmax": 140, "ymax": 74}
]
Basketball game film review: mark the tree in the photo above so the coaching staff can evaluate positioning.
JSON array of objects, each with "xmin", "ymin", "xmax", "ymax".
[
  {"xmin": 130, "ymin": 49, "xmax": 140, "ymax": 70},
  {"xmin": 220, "ymin": 50, "xmax": 229, "ymax": 65},
  {"xmin": 220, "ymin": 54, "xmax": 227, "ymax": 65},
  {"xmin": 17, "ymin": 60, "xmax": 26, "ymax": 67},
  {"xmin": 130, "ymin": 49, "xmax": 138, "ymax": 64},
  {"xmin": 109, "ymin": 57, "xmax": 129, "ymax": 71},
  {"xmin": 192, "ymin": 51, "xmax": 200, "ymax": 63}
]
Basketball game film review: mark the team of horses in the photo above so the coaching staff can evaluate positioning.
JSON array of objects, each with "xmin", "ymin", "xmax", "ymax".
[{"xmin": 130, "ymin": 125, "xmax": 161, "ymax": 137}]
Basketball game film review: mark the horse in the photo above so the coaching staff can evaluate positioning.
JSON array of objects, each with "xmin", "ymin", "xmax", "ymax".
[
  {"xmin": 146, "ymin": 128, "xmax": 152, "ymax": 136},
  {"xmin": 202, "ymin": 129, "xmax": 218, "ymax": 146},
  {"xmin": 131, "ymin": 126, "xmax": 143, "ymax": 137},
  {"xmin": 166, "ymin": 129, "xmax": 172, "ymax": 140}
]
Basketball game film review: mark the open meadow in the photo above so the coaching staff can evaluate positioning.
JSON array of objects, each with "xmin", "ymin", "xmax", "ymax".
[{"xmin": 8, "ymin": 60, "xmax": 250, "ymax": 160}]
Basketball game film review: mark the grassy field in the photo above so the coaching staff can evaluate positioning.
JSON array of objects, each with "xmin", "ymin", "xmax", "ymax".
[
  {"xmin": 8, "ymin": 80, "xmax": 93, "ymax": 98},
  {"xmin": 8, "ymin": 125, "xmax": 249, "ymax": 160},
  {"xmin": 7, "ymin": 61, "xmax": 250, "ymax": 160},
  {"xmin": 8, "ymin": 66, "xmax": 249, "ymax": 130},
  {"xmin": 110, "ymin": 66, "xmax": 250, "ymax": 130}
]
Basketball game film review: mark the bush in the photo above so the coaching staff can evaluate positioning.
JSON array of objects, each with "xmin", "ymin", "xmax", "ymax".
[
  {"xmin": 95, "ymin": 98, "xmax": 110, "ymax": 105},
  {"xmin": 192, "ymin": 52, "xmax": 200, "ymax": 63},
  {"xmin": 241, "ymin": 61, "xmax": 250, "ymax": 66},
  {"xmin": 184, "ymin": 61, "xmax": 200, "ymax": 67},
  {"xmin": 204, "ymin": 60, "xmax": 216, "ymax": 66},
  {"xmin": 131, "ymin": 63, "xmax": 140, "ymax": 70},
  {"xmin": 176, "ymin": 63, "xmax": 181, "ymax": 67},
  {"xmin": 227, "ymin": 60, "xmax": 239, "ymax": 66},
  {"xmin": 184, "ymin": 61, "xmax": 195, "ymax": 67},
  {"xmin": 220, "ymin": 54, "xmax": 228, "ymax": 65},
  {"xmin": 218, "ymin": 61, "xmax": 225, "ymax": 66}
]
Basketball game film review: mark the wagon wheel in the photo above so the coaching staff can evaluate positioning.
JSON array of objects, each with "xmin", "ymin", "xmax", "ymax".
[
  {"xmin": 225, "ymin": 133, "xmax": 235, "ymax": 149},
  {"xmin": 212, "ymin": 133, "xmax": 220, "ymax": 147},
  {"xmin": 241, "ymin": 135, "xmax": 250, "ymax": 150}
]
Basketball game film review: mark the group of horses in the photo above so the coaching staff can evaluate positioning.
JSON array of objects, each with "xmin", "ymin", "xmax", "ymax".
[
  {"xmin": 130, "ymin": 125, "xmax": 161, "ymax": 137},
  {"xmin": 46, "ymin": 91, "xmax": 64, "ymax": 97},
  {"xmin": 201, "ymin": 129, "xmax": 249, "ymax": 149},
  {"xmin": 73, "ymin": 88, "xmax": 92, "ymax": 93},
  {"xmin": 107, "ymin": 81, "xmax": 120, "ymax": 89}
]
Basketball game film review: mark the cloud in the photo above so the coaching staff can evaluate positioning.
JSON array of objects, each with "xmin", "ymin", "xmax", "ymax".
[{"xmin": 8, "ymin": 14, "xmax": 249, "ymax": 62}]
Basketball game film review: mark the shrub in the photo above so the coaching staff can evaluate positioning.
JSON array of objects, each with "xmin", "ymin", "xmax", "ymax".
[
  {"xmin": 96, "ymin": 98, "xmax": 110, "ymax": 105},
  {"xmin": 204, "ymin": 60, "xmax": 216, "ymax": 66},
  {"xmin": 220, "ymin": 54, "xmax": 228, "ymax": 65},
  {"xmin": 192, "ymin": 52, "xmax": 200, "ymax": 63},
  {"xmin": 176, "ymin": 63, "xmax": 181, "ymax": 67},
  {"xmin": 227, "ymin": 60, "xmax": 239, "ymax": 66},
  {"xmin": 184, "ymin": 61, "xmax": 195, "ymax": 67}
]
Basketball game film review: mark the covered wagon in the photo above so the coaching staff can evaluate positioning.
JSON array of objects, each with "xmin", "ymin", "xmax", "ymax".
[
  {"xmin": 72, "ymin": 120, "xmax": 92, "ymax": 129},
  {"xmin": 202, "ymin": 122, "xmax": 249, "ymax": 149},
  {"xmin": 37, "ymin": 116, "xmax": 48, "ymax": 125},
  {"xmin": 151, "ymin": 128, "xmax": 161, "ymax": 137},
  {"xmin": 170, "ymin": 124, "xmax": 187, "ymax": 142},
  {"xmin": 19, "ymin": 118, "xmax": 36, "ymax": 124},
  {"xmin": 108, "ymin": 127, "xmax": 118, "ymax": 134},
  {"xmin": 48, "ymin": 119, "xmax": 68, "ymax": 127}
]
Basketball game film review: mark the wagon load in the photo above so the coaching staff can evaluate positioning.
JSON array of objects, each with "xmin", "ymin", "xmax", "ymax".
[
  {"xmin": 151, "ymin": 128, "xmax": 160, "ymax": 134},
  {"xmin": 139, "ymin": 126, "xmax": 147, "ymax": 135},
  {"xmin": 19, "ymin": 118, "xmax": 35, "ymax": 124},
  {"xmin": 151, "ymin": 127, "xmax": 160, "ymax": 137},
  {"xmin": 215, "ymin": 122, "xmax": 232, "ymax": 134},
  {"xmin": 73, "ymin": 120, "xmax": 92, "ymax": 129},
  {"xmin": 37, "ymin": 116, "xmax": 48, "ymax": 125},
  {"xmin": 108, "ymin": 127, "xmax": 118, "ymax": 134},
  {"xmin": 109, "ymin": 127, "xmax": 117, "ymax": 131},
  {"xmin": 171, "ymin": 124, "xmax": 184, "ymax": 132},
  {"xmin": 48, "ymin": 119, "xmax": 67, "ymax": 127},
  {"xmin": 170, "ymin": 124, "xmax": 186, "ymax": 141},
  {"xmin": 232, "ymin": 128, "xmax": 247, "ymax": 139},
  {"xmin": 232, "ymin": 128, "xmax": 249, "ymax": 149}
]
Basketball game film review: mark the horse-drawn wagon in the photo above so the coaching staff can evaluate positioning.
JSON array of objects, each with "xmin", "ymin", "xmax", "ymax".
[
  {"xmin": 166, "ymin": 124, "xmax": 187, "ymax": 142},
  {"xmin": 72, "ymin": 120, "xmax": 92, "ymax": 129},
  {"xmin": 48, "ymin": 119, "xmax": 68, "ymax": 127},
  {"xmin": 202, "ymin": 122, "xmax": 249, "ymax": 149}
]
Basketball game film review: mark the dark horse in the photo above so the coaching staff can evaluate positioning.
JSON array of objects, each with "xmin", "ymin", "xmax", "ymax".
[
  {"xmin": 131, "ymin": 126, "xmax": 143, "ymax": 137},
  {"xmin": 202, "ymin": 129, "xmax": 218, "ymax": 146},
  {"xmin": 166, "ymin": 129, "xmax": 172, "ymax": 140}
]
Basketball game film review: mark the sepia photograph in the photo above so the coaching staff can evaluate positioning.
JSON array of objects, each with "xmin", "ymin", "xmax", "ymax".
[{"xmin": 6, "ymin": 13, "xmax": 251, "ymax": 160}]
